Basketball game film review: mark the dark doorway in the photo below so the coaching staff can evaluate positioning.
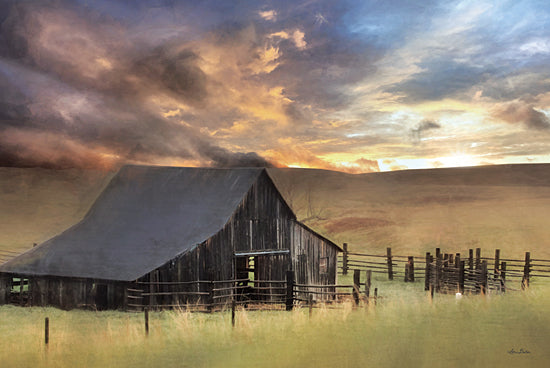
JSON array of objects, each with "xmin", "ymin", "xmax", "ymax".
[
  {"xmin": 95, "ymin": 284, "xmax": 108, "ymax": 310},
  {"xmin": 235, "ymin": 256, "xmax": 255, "ymax": 302}
]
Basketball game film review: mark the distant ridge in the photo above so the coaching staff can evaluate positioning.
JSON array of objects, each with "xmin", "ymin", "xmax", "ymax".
[
  {"xmin": 2, "ymin": 163, "xmax": 550, "ymax": 258},
  {"xmin": 271, "ymin": 163, "xmax": 550, "ymax": 187},
  {"xmin": 363, "ymin": 164, "xmax": 550, "ymax": 186}
]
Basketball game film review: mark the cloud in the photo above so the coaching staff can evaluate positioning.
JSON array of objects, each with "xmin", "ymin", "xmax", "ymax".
[
  {"xmin": 2, "ymin": 0, "xmax": 550, "ymax": 173},
  {"xmin": 270, "ymin": 29, "xmax": 307, "ymax": 49},
  {"xmin": 0, "ymin": 1, "xmax": 285, "ymax": 170},
  {"xmin": 259, "ymin": 10, "xmax": 277, "ymax": 21},
  {"xmin": 386, "ymin": 60, "xmax": 490, "ymax": 103},
  {"xmin": 492, "ymin": 102, "xmax": 550, "ymax": 130},
  {"xmin": 410, "ymin": 119, "xmax": 441, "ymax": 144},
  {"xmin": 353, "ymin": 157, "xmax": 380, "ymax": 173}
]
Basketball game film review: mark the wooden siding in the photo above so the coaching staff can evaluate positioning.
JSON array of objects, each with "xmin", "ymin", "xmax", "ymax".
[
  {"xmin": 0, "ymin": 171, "xmax": 340, "ymax": 310},
  {"xmin": 291, "ymin": 222, "xmax": 339, "ymax": 301},
  {"xmin": 137, "ymin": 171, "xmax": 298, "ymax": 307}
]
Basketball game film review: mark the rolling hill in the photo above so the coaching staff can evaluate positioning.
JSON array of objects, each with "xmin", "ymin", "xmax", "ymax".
[{"xmin": 1, "ymin": 164, "xmax": 550, "ymax": 259}]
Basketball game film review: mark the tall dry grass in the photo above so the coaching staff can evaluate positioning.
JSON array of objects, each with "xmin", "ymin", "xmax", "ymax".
[{"xmin": 1, "ymin": 280, "xmax": 550, "ymax": 367}]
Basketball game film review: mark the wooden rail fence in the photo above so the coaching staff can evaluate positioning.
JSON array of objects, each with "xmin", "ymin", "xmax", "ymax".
[
  {"xmin": 127, "ymin": 269, "xmax": 378, "ymax": 312},
  {"xmin": 339, "ymin": 245, "xmax": 550, "ymax": 292}
]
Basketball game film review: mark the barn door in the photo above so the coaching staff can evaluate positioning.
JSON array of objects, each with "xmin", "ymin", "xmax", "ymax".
[{"xmin": 234, "ymin": 250, "xmax": 290, "ymax": 303}]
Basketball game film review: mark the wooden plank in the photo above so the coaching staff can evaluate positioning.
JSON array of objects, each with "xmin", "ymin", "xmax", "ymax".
[
  {"xmin": 408, "ymin": 256, "xmax": 415, "ymax": 282},
  {"xmin": 342, "ymin": 243, "xmax": 348, "ymax": 276},
  {"xmin": 144, "ymin": 308, "xmax": 149, "ymax": 335},
  {"xmin": 386, "ymin": 247, "xmax": 393, "ymax": 280},
  {"xmin": 365, "ymin": 270, "xmax": 372, "ymax": 301},
  {"xmin": 353, "ymin": 269, "xmax": 360, "ymax": 306},
  {"xmin": 45, "ymin": 317, "xmax": 49, "ymax": 345},
  {"xmin": 424, "ymin": 252, "xmax": 431, "ymax": 291},
  {"xmin": 522, "ymin": 252, "xmax": 531, "ymax": 290},
  {"xmin": 459, "ymin": 260, "xmax": 465, "ymax": 294},
  {"xmin": 286, "ymin": 270, "xmax": 294, "ymax": 311}
]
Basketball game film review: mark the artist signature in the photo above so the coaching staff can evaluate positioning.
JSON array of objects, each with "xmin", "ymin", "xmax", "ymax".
[{"xmin": 508, "ymin": 348, "xmax": 531, "ymax": 355}]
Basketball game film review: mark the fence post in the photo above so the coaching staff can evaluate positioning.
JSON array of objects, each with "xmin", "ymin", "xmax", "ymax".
[
  {"xmin": 365, "ymin": 270, "xmax": 372, "ymax": 303},
  {"xmin": 522, "ymin": 252, "xmax": 531, "ymax": 290},
  {"xmin": 19, "ymin": 278, "xmax": 24, "ymax": 306},
  {"xmin": 459, "ymin": 260, "xmax": 465, "ymax": 294},
  {"xmin": 408, "ymin": 256, "xmax": 415, "ymax": 282},
  {"xmin": 342, "ymin": 243, "xmax": 348, "ymax": 276},
  {"xmin": 494, "ymin": 249, "xmax": 500, "ymax": 273},
  {"xmin": 45, "ymin": 317, "xmax": 49, "ymax": 345},
  {"xmin": 308, "ymin": 294, "xmax": 313, "ymax": 318},
  {"xmin": 144, "ymin": 308, "xmax": 149, "ymax": 336},
  {"xmin": 501, "ymin": 262, "xmax": 507, "ymax": 293},
  {"xmin": 231, "ymin": 299, "xmax": 236, "ymax": 327},
  {"xmin": 475, "ymin": 248, "xmax": 481, "ymax": 270},
  {"xmin": 353, "ymin": 269, "xmax": 360, "ymax": 306},
  {"xmin": 468, "ymin": 249, "xmax": 474, "ymax": 270},
  {"xmin": 207, "ymin": 281, "xmax": 214, "ymax": 312},
  {"xmin": 478, "ymin": 260, "xmax": 488, "ymax": 295},
  {"xmin": 424, "ymin": 252, "xmax": 431, "ymax": 291},
  {"xmin": 286, "ymin": 270, "xmax": 294, "ymax": 311},
  {"xmin": 386, "ymin": 247, "xmax": 393, "ymax": 280},
  {"xmin": 435, "ymin": 251, "xmax": 442, "ymax": 292},
  {"xmin": 374, "ymin": 288, "xmax": 378, "ymax": 305}
]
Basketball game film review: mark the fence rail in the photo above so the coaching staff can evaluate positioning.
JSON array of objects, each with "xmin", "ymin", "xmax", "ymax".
[
  {"xmin": 125, "ymin": 271, "xmax": 376, "ymax": 312},
  {"xmin": 339, "ymin": 245, "xmax": 550, "ymax": 292}
]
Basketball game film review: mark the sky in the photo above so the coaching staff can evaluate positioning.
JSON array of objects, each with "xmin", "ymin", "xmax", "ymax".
[{"xmin": 1, "ymin": 0, "xmax": 550, "ymax": 173}]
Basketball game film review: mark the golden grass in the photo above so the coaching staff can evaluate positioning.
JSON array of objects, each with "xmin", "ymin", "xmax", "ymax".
[{"xmin": 1, "ymin": 281, "xmax": 550, "ymax": 367}]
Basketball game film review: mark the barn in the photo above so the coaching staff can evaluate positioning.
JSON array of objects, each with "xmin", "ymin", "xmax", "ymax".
[{"xmin": 0, "ymin": 165, "xmax": 341, "ymax": 310}]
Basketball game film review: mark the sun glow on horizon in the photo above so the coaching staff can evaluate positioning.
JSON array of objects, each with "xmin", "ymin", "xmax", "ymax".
[{"xmin": 433, "ymin": 152, "xmax": 479, "ymax": 169}]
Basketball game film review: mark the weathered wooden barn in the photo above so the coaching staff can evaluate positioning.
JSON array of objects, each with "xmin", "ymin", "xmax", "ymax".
[{"xmin": 0, "ymin": 166, "xmax": 341, "ymax": 310}]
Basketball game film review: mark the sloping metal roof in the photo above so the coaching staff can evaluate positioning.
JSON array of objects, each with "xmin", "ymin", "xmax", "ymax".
[{"xmin": 0, "ymin": 166, "xmax": 265, "ymax": 281}]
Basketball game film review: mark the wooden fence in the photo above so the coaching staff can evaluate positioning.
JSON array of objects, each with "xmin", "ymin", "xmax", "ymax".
[
  {"xmin": 126, "ymin": 270, "xmax": 376, "ymax": 312},
  {"xmin": 339, "ymin": 244, "xmax": 550, "ymax": 292}
]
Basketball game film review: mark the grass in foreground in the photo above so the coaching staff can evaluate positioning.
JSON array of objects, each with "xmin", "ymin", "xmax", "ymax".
[{"xmin": 1, "ymin": 281, "xmax": 550, "ymax": 368}]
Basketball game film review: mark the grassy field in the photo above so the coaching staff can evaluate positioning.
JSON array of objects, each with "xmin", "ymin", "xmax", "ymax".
[
  {"xmin": 1, "ymin": 164, "xmax": 550, "ymax": 367},
  {"xmin": 1, "ymin": 278, "xmax": 549, "ymax": 368}
]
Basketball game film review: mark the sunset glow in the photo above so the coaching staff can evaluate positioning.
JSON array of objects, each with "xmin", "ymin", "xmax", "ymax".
[{"xmin": 1, "ymin": 1, "xmax": 550, "ymax": 172}]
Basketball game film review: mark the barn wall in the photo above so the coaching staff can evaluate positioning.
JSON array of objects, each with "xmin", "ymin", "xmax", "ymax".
[
  {"xmin": 0, "ymin": 274, "xmax": 127, "ymax": 310},
  {"xmin": 291, "ymin": 222, "xmax": 339, "ymax": 300},
  {"xmin": 0, "ymin": 275, "xmax": 11, "ymax": 305},
  {"xmin": 137, "ymin": 171, "xmax": 341, "ymax": 308},
  {"xmin": 140, "ymin": 172, "xmax": 297, "ymax": 307}
]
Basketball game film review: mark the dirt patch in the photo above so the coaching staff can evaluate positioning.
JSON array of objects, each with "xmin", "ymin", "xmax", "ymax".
[{"xmin": 324, "ymin": 217, "xmax": 394, "ymax": 233}]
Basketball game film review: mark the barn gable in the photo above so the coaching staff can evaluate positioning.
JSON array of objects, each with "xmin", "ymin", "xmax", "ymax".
[{"xmin": 0, "ymin": 166, "xmax": 276, "ymax": 281}]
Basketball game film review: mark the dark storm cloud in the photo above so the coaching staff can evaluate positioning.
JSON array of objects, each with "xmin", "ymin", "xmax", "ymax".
[
  {"xmin": 131, "ymin": 46, "xmax": 208, "ymax": 104},
  {"xmin": 196, "ymin": 143, "xmax": 276, "ymax": 168},
  {"xmin": 0, "ymin": 0, "xmax": 281, "ymax": 169}
]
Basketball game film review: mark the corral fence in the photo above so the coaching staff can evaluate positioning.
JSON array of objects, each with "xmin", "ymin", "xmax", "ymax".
[
  {"xmin": 126, "ymin": 270, "xmax": 377, "ymax": 313},
  {"xmin": 339, "ymin": 244, "xmax": 550, "ymax": 293}
]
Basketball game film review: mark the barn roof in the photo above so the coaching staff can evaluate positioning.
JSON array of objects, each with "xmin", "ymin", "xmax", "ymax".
[{"xmin": 0, "ymin": 166, "xmax": 269, "ymax": 281}]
